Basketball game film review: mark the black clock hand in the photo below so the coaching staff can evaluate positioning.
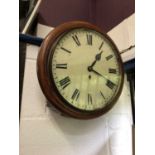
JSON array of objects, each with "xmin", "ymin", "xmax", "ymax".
[
  {"xmin": 89, "ymin": 50, "xmax": 103, "ymax": 68},
  {"xmin": 95, "ymin": 50, "xmax": 103, "ymax": 61},
  {"xmin": 89, "ymin": 68, "xmax": 109, "ymax": 81},
  {"xmin": 89, "ymin": 59, "xmax": 97, "ymax": 68},
  {"xmin": 91, "ymin": 69, "xmax": 103, "ymax": 77}
]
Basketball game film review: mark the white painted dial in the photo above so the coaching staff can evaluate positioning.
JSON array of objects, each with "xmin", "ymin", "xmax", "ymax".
[{"xmin": 50, "ymin": 28, "xmax": 122, "ymax": 111}]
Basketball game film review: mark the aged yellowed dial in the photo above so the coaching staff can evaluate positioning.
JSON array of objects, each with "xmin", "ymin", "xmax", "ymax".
[{"xmin": 50, "ymin": 28, "xmax": 121, "ymax": 111}]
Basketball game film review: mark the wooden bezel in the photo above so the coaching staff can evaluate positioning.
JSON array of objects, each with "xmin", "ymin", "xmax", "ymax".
[{"xmin": 37, "ymin": 21, "xmax": 124, "ymax": 119}]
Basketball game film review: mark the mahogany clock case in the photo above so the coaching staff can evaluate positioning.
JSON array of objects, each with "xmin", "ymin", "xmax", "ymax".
[{"xmin": 37, "ymin": 21, "xmax": 124, "ymax": 119}]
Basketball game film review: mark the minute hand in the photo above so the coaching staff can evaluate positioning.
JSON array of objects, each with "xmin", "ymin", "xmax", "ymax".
[{"xmin": 91, "ymin": 69, "xmax": 109, "ymax": 81}]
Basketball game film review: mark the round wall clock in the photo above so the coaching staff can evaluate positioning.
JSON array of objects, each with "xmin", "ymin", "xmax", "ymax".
[{"xmin": 37, "ymin": 21, "xmax": 124, "ymax": 119}]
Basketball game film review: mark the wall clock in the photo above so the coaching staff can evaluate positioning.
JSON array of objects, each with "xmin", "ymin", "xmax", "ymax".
[{"xmin": 37, "ymin": 21, "xmax": 124, "ymax": 119}]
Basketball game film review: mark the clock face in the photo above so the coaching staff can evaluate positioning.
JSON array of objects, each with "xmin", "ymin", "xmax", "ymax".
[{"xmin": 48, "ymin": 28, "xmax": 122, "ymax": 111}]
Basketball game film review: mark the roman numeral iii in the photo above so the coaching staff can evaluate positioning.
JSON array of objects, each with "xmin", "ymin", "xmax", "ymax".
[
  {"xmin": 109, "ymin": 68, "xmax": 117, "ymax": 74},
  {"xmin": 72, "ymin": 35, "xmax": 81, "ymax": 46},
  {"xmin": 59, "ymin": 76, "xmax": 71, "ymax": 89}
]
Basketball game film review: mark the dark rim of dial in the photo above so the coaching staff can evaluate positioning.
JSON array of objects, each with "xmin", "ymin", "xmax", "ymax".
[{"xmin": 37, "ymin": 21, "xmax": 124, "ymax": 119}]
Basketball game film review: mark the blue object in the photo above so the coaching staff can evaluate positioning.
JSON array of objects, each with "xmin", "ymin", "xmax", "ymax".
[
  {"xmin": 124, "ymin": 59, "xmax": 135, "ymax": 72},
  {"xmin": 19, "ymin": 33, "xmax": 43, "ymax": 46}
]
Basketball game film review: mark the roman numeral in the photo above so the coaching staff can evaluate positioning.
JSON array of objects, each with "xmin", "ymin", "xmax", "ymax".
[
  {"xmin": 59, "ymin": 76, "xmax": 71, "ymax": 89},
  {"xmin": 60, "ymin": 47, "xmax": 71, "ymax": 53},
  {"xmin": 99, "ymin": 41, "xmax": 104, "ymax": 50},
  {"xmin": 87, "ymin": 34, "xmax": 92, "ymax": 45},
  {"xmin": 100, "ymin": 91, "xmax": 105, "ymax": 99},
  {"xmin": 106, "ymin": 80, "xmax": 116, "ymax": 90},
  {"xmin": 72, "ymin": 35, "xmax": 81, "ymax": 46},
  {"xmin": 106, "ymin": 54, "xmax": 113, "ymax": 61},
  {"xmin": 88, "ymin": 93, "xmax": 93, "ymax": 104},
  {"xmin": 109, "ymin": 68, "xmax": 117, "ymax": 74},
  {"xmin": 56, "ymin": 64, "xmax": 67, "ymax": 69},
  {"xmin": 71, "ymin": 89, "xmax": 80, "ymax": 101}
]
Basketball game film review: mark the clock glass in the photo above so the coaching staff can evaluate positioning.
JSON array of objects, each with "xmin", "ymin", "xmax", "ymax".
[{"xmin": 48, "ymin": 28, "xmax": 122, "ymax": 111}]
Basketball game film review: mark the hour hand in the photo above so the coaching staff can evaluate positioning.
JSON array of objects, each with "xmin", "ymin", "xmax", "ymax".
[
  {"xmin": 89, "ymin": 59, "xmax": 97, "ymax": 68},
  {"xmin": 95, "ymin": 50, "xmax": 103, "ymax": 61},
  {"xmin": 89, "ymin": 50, "xmax": 103, "ymax": 68}
]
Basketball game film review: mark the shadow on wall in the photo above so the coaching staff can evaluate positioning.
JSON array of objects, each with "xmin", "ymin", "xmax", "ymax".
[{"xmin": 46, "ymin": 102, "xmax": 108, "ymax": 136}]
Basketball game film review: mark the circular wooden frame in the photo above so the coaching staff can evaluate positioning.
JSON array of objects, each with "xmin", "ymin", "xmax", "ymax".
[{"xmin": 37, "ymin": 21, "xmax": 124, "ymax": 119}]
